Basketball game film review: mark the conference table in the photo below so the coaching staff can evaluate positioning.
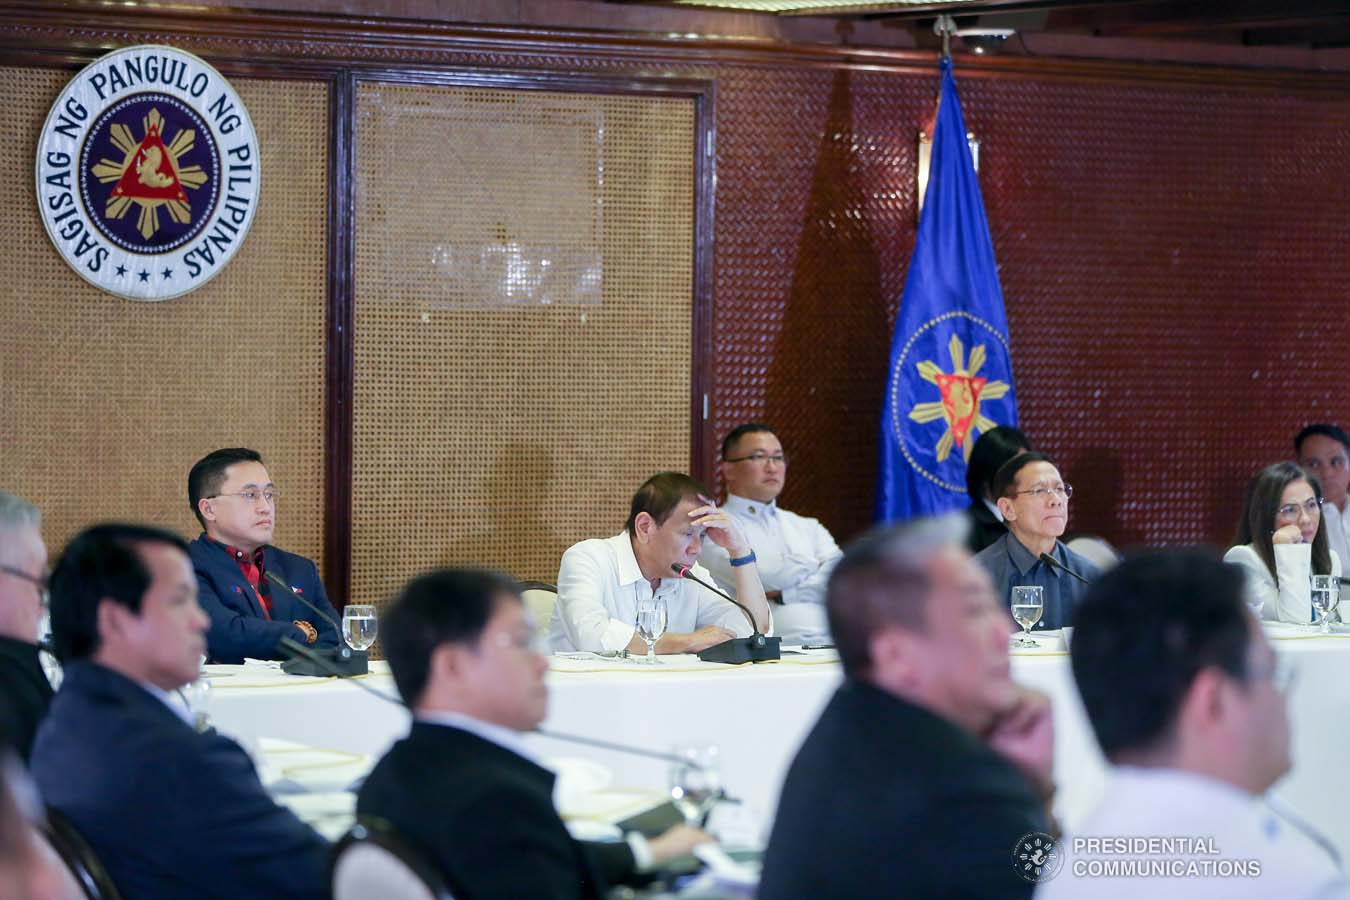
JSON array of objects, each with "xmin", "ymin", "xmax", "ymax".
[{"xmin": 207, "ymin": 627, "xmax": 1350, "ymax": 855}]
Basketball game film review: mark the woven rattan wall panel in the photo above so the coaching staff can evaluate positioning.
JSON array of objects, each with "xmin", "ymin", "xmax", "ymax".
[
  {"xmin": 968, "ymin": 75, "xmax": 1350, "ymax": 548},
  {"xmin": 710, "ymin": 66, "xmax": 926, "ymax": 545},
  {"xmin": 0, "ymin": 67, "xmax": 328, "ymax": 560},
  {"xmin": 351, "ymin": 81, "xmax": 694, "ymax": 605},
  {"xmin": 708, "ymin": 64, "xmax": 1350, "ymax": 550}
]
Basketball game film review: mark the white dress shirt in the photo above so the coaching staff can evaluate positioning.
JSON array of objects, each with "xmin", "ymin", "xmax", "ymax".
[
  {"xmin": 1223, "ymin": 544, "xmax": 1342, "ymax": 624},
  {"xmin": 549, "ymin": 532, "xmax": 754, "ymax": 653},
  {"xmin": 1322, "ymin": 500, "xmax": 1350, "ymax": 582},
  {"xmin": 1036, "ymin": 767, "xmax": 1349, "ymax": 900},
  {"xmin": 417, "ymin": 709, "xmax": 541, "ymax": 765},
  {"xmin": 699, "ymin": 495, "xmax": 841, "ymax": 644}
]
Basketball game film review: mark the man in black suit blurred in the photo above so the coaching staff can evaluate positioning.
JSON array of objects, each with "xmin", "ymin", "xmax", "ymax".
[
  {"xmin": 0, "ymin": 491, "xmax": 52, "ymax": 764},
  {"xmin": 760, "ymin": 516, "xmax": 1055, "ymax": 900},
  {"xmin": 358, "ymin": 568, "xmax": 708, "ymax": 899},
  {"xmin": 31, "ymin": 524, "xmax": 329, "ymax": 900}
]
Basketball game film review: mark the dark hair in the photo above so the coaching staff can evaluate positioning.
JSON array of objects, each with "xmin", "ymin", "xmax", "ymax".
[
  {"xmin": 965, "ymin": 426, "xmax": 1033, "ymax": 504},
  {"xmin": 1071, "ymin": 549, "xmax": 1253, "ymax": 760},
  {"xmin": 48, "ymin": 523, "xmax": 191, "ymax": 662},
  {"xmin": 624, "ymin": 472, "xmax": 710, "ymax": 534},
  {"xmin": 827, "ymin": 516, "xmax": 967, "ymax": 678},
  {"xmin": 382, "ymin": 568, "xmax": 521, "ymax": 708},
  {"xmin": 990, "ymin": 451, "xmax": 1056, "ymax": 501},
  {"xmin": 1234, "ymin": 461, "xmax": 1331, "ymax": 586},
  {"xmin": 1294, "ymin": 424, "xmax": 1350, "ymax": 457},
  {"xmin": 188, "ymin": 448, "xmax": 264, "ymax": 528},
  {"xmin": 721, "ymin": 423, "xmax": 776, "ymax": 460}
]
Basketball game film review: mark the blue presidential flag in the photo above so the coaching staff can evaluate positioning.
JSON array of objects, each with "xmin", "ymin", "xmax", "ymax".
[{"xmin": 877, "ymin": 58, "xmax": 1019, "ymax": 522}]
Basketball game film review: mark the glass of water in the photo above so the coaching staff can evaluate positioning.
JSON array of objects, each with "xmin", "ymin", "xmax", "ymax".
[
  {"xmin": 669, "ymin": 744, "xmax": 721, "ymax": 826},
  {"xmin": 1011, "ymin": 586, "xmax": 1044, "ymax": 648},
  {"xmin": 182, "ymin": 653, "xmax": 213, "ymax": 732},
  {"xmin": 1310, "ymin": 575, "xmax": 1339, "ymax": 634},
  {"xmin": 635, "ymin": 594, "xmax": 668, "ymax": 665},
  {"xmin": 342, "ymin": 604, "xmax": 379, "ymax": 651}
]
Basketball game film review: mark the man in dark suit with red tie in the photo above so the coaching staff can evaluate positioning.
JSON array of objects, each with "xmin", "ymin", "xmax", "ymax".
[{"xmin": 187, "ymin": 447, "xmax": 339, "ymax": 663}]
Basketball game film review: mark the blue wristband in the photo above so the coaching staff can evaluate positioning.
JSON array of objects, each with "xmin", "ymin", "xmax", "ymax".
[{"xmin": 729, "ymin": 551, "xmax": 757, "ymax": 567}]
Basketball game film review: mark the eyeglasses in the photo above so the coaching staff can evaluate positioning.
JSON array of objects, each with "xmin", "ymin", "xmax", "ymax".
[
  {"xmin": 0, "ymin": 565, "xmax": 49, "ymax": 609},
  {"xmin": 1014, "ymin": 483, "xmax": 1073, "ymax": 501},
  {"xmin": 208, "ymin": 489, "xmax": 280, "ymax": 505},
  {"xmin": 1276, "ymin": 497, "xmax": 1322, "ymax": 519},
  {"xmin": 491, "ymin": 629, "xmax": 547, "ymax": 656},
  {"xmin": 725, "ymin": 453, "xmax": 788, "ymax": 466}
]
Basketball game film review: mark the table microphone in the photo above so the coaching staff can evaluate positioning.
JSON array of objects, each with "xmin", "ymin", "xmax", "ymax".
[
  {"xmin": 533, "ymin": 729, "xmax": 704, "ymax": 770},
  {"xmin": 266, "ymin": 571, "xmax": 368, "ymax": 676},
  {"xmin": 671, "ymin": 564, "xmax": 780, "ymax": 664},
  {"xmin": 1038, "ymin": 552, "xmax": 1091, "ymax": 585}
]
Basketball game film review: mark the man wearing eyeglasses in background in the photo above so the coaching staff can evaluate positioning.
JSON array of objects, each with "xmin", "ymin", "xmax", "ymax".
[
  {"xmin": 1295, "ymin": 424, "xmax": 1350, "ymax": 575},
  {"xmin": 700, "ymin": 423, "xmax": 841, "ymax": 645},
  {"xmin": 0, "ymin": 491, "xmax": 52, "ymax": 763},
  {"xmin": 187, "ymin": 448, "xmax": 339, "ymax": 663},
  {"xmin": 975, "ymin": 452, "xmax": 1101, "ymax": 631}
]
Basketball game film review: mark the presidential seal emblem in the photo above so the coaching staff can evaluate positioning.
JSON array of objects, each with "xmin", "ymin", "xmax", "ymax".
[
  {"xmin": 1012, "ymin": 831, "xmax": 1064, "ymax": 883},
  {"xmin": 35, "ymin": 45, "xmax": 260, "ymax": 301},
  {"xmin": 888, "ymin": 310, "xmax": 1016, "ymax": 494}
]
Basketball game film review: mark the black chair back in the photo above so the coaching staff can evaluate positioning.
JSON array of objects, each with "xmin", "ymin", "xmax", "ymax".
[
  {"xmin": 41, "ymin": 807, "xmax": 122, "ymax": 900},
  {"xmin": 331, "ymin": 817, "xmax": 455, "ymax": 900}
]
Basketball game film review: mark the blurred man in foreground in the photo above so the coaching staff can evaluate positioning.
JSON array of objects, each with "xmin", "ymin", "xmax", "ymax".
[
  {"xmin": 0, "ymin": 758, "xmax": 69, "ymax": 900},
  {"xmin": 359, "ymin": 568, "xmax": 708, "ymax": 897},
  {"xmin": 32, "ymin": 524, "xmax": 329, "ymax": 900},
  {"xmin": 760, "ymin": 516, "xmax": 1054, "ymax": 899},
  {"xmin": 0, "ymin": 492, "xmax": 51, "ymax": 763},
  {"xmin": 1038, "ymin": 550, "xmax": 1348, "ymax": 898}
]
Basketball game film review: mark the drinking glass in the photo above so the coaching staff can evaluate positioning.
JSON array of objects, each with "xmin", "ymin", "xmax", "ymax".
[
  {"xmin": 1310, "ymin": 575, "xmax": 1339, "ymax": 634},
  {"xmin": 1011, "ymin": 586, "xmax": 1044, "ymax": 648},
  {"xmin": 669, "ymin": 744, "xmax": 722, "ymax": 826},
  {"xmin": 635, "ymin": 595, "xmax": 668, "ymax": 665},
  {"xmin": 182, "ymin": 654, "xmax": 212, "ymax": 732},
  {"xmin": 342, "ymin": 604, "xmax": 379, "ymax": 651}
]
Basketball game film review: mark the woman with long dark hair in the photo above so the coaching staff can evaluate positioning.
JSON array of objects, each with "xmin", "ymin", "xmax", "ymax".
[{"xmin": 1224, "ymin": 461, "xmax": 1341, "ymax": 623}]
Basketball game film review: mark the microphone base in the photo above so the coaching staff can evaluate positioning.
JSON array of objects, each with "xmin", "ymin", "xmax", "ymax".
[
  {"xmin": 281, "ymin": 646, "xmax": 369, "ymax": 677},
  {"xmin": 697, "ymin": 635, "xmax": 781, "ymax": 665}
]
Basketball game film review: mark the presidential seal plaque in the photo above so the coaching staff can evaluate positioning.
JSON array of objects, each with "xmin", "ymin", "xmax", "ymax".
[{"xmin": 36, "ymin": 45, "xmax": 260, "ymax": 301}]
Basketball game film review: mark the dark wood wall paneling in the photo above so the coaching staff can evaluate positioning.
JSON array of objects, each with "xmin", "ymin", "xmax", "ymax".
[{"xmin": 4, "ymin": 2, "xmax": 1350, "ymax": 597}]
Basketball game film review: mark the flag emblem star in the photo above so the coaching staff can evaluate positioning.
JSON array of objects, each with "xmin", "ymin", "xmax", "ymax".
[
  {"xmin": 91, "ymin": 107, "xmax": 208, "ymax": 240},
  {"xmin": 907, "ymin": 334, "xmax": 1010, "ymax": 463}
]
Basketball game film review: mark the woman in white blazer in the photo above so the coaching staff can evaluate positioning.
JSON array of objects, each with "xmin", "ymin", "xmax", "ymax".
[{"xmin": 1224, "ymin": 461, "xmax": 1341, "ymax": 624}]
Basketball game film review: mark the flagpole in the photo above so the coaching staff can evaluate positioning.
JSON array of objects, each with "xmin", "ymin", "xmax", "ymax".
[{"xmin": 934, "ymin": 15, "xmax": 956, "ymax": 61}]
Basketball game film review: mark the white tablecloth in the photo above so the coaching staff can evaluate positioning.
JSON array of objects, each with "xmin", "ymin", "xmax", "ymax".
[{"xmin": 206, "ymin": 633, "xmax": 1350, "ymax": 851}]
